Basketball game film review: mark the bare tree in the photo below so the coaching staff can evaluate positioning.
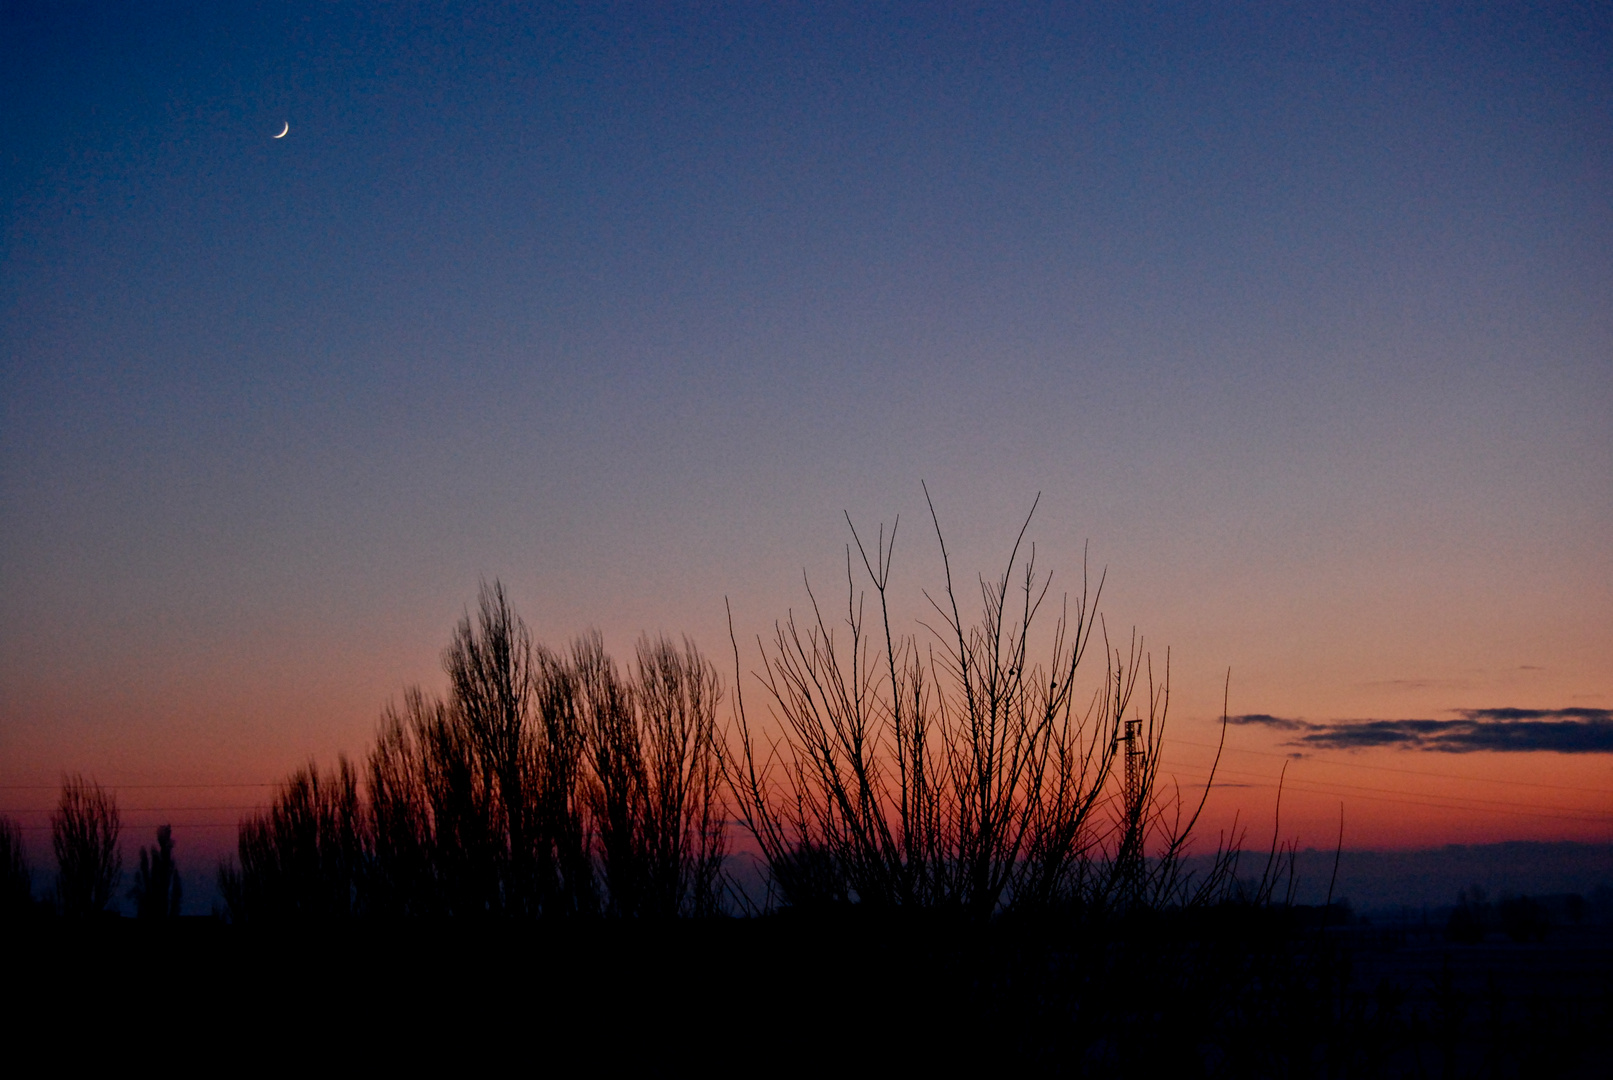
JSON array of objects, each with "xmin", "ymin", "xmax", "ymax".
[
  {"xmin": 367, "ymin": 689, "xmax": 445, "ymax": 916},
  {"xmin": 576, "ymin": 632, "xmax": 642, "ymax": 915},
  {"xmin": 220, "ymin": 758, "xmax": 364, "ymax": 921},
  {"xmin": 580, "ymin": 633, "xmax": 726, "ymax": 917},
  {"xmin": 53, "ymin": 775, "xmax": 122, "ymax": 917},
  {"xmin": 444, "ymin": 580, "xmax": 534, "ymax": 913},
  {"xmin": 635, "ymin": 635, "xmax": 726, "ymax": 917},
  {"xmin": 130, "ymin": 823, "xmax": 183, "ymax": 918},
  {"xmin": 362, "ymin": 582, "xmax": 596, "ymax": 918},
  {"xmin": 442, "ymin": 581, "xmax": 596, "ymax": 915},
  {"xmin": 531, "ymin": 637, "xmax": 595, "ymax": 916}
]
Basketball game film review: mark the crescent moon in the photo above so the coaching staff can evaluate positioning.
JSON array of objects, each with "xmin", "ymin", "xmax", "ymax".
[{"xmin": 273, "ymin": 121, "xmax": 289, "ymax": 139}]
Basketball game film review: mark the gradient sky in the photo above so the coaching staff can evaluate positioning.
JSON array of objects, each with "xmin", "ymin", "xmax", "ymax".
[{"xmin": 3, "ymin": 3, "xmax": 1610, "ymax": 862}]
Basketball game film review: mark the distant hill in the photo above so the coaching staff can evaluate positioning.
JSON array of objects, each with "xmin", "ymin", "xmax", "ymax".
[{"xmin": 1229, "ymin": 841, "xmax": 1613, "ymax": 914}]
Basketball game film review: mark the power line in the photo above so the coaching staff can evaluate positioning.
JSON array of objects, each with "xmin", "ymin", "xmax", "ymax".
[
  {"xmin": 4, "ymin": 807, "xmax": 261, "ymax": 819},
  {"xmin": 11, "ymin": 831, "xmax": 243, "ymax": 838},
  {"xmin": 0, "ymin": 783, "xmax": 276, "ymax": 790}
]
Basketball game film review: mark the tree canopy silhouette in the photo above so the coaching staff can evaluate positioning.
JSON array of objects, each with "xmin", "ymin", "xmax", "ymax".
[
  {"xmin": 226, "ymin": 582, "xmax": 726, "ymax": 920},
  {"xmin": 52, "ymin": 775, "xmax": 121, "ymax": 917},
  {"xmin": 131, "ymin": 823, "xmax": 182, "ymax": 918}
]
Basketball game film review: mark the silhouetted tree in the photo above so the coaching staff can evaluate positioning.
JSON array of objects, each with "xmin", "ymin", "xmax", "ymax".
[
  {"xmin": 221, "ymin": 759, "xmax": 364, "ymax": 921},
  {"xmin": 130, "ymin": 824, "xmax": 182, "ymax": 918},
  {"xmin": 361, "ymin": 582, "xmax": 598, "ymax": 918},
  {"xmin": 531, "ymin": 640, "xmax": 596, "ymax": 916},
  {"xmin": 581, "ymin": 633, "xmax": 726, "ymax": 917},
  {"xmin": 633, "ymin": 635, "xmax": 726, "ymax": 916},
  {"xmin": 1, "ymin": 815, "xmax": 32, "ymax": 916},
  {"xmin": 360, "ymin": 592, "xmax": 726, "ymax": 920},
  {"xmin": 576, "ymin": 632, "xmax": 639, "ymax": 914},
  {"xmin": 53, "ymin": 775, "xmax": 122, "ymax": 917},
  {"xmin": 366, "ymin": 689, "xmax": 444, "ymax": 916},
  {"xmin": 444, "ymin": 580, "xmax": 535, "ymax": 913}
]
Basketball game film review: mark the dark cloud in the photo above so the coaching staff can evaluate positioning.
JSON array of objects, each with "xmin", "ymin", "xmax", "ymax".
[
  {"xmin": 1228, "ymin": 713, "xmax": 1307, "ymax": 730},
  {"xmin": 1228, "ymin": 708, "xmax": 1613, "ymax": 754},
  {"xmin": 1460, "ymin": 707, "xmax": 1610, "ymax": 723}
]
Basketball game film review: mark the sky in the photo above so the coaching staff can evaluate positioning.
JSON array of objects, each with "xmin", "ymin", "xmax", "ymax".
[{"xmin": 2, "ymin": 2, "xmax": 1610, "ymax": 874}]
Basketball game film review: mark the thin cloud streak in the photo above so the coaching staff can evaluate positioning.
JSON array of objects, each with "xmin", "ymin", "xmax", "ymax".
[{"xmin": 1229, "ymin": 708, "xmax": 1613, "ymax": 754}]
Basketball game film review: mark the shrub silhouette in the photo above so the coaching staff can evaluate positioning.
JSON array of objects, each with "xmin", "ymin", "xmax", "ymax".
[
  {"xmin": 130, "ymin": 824, "xmax": 182, "ymax": 918},
  {"xmin": 1, "ymin": 815, "xmax": 32, "ymax": 916},
  {"xmin": 52, "ymin": 775, "xmax": 122, "ymax": 917},
  {"xmin": 726, "ymin": 491, "xmax": 1237, "ymax": 918}
]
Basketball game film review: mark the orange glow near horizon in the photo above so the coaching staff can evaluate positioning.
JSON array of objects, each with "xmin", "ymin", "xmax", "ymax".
[
  {"xmin": 1154, "ymin": 724, "xmax": 1613, "ymax": 852},
  {"xmin": 2, "ymin": 594, "xmax": 1609, "ymax": 860}
]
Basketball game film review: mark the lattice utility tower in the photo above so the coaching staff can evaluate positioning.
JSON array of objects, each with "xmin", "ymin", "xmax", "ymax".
[{"xmin": 1122, "ymin": 716, "xmax": 1146, "ymax": 820}]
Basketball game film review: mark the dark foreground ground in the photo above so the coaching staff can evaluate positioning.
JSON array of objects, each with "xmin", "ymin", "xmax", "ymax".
[{"xmin": 7, "ymin": 909, "xmax": 1609, "ymax": 1076}]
